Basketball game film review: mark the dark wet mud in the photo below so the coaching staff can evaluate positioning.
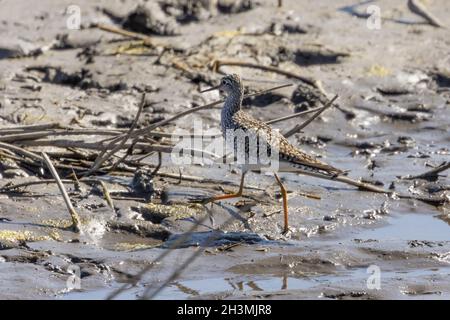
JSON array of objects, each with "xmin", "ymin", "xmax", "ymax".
[{"xmin": 0, "ymin": 0, "xmax": 449, "ymax": 299}]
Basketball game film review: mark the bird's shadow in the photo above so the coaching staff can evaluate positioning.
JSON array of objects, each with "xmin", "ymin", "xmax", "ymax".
[{"xmin": 161, "ymin": 201, "xmax": 261, "ymax": 249}]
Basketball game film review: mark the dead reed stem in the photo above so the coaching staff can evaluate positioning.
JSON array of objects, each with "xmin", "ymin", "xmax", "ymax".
[{"xmin": 41, "ymin": 152, "xmax": 81, "ymax": 232}]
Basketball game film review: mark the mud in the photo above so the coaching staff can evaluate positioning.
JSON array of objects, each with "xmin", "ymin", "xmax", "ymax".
[{"xmin": 0, "ymin": 0, "xmax": 449, "ymax": 299}]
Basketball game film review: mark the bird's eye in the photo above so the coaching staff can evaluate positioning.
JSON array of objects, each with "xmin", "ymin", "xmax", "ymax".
[{"xmin": 222, "ymin": 79, "xmax": 227, "ymax": 85}]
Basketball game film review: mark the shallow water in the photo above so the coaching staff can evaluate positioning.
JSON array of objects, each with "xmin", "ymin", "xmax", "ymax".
[
  {"xmin": 63, "ymin": 261, "xmax": 450, "ymax": 300},
  {"xmin": 354, "ymin": 213, "xmax": 450, "ymax": 242},
  {"xmin": 61, "ymin": 210, "xmax": 450, "ymax": 300},
  {"xmin": 63, "ymin": 276, "xmax": 318, "ymax": 300}
]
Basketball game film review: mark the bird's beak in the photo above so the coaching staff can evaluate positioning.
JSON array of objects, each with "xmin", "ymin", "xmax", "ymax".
[{"xmin": 200, "ymin": 84, "xmax": 221, "ymax": 93}]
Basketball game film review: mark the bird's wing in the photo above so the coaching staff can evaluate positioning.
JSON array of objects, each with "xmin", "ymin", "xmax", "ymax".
[{"xmin": 232, "ymin": 110, "xmax": 343, "ymax": 174}]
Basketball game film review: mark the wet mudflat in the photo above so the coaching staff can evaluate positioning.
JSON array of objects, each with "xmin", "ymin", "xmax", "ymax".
[{"xmin": 0, "ymin": 0, "xmax": 449, "ymax": 299}]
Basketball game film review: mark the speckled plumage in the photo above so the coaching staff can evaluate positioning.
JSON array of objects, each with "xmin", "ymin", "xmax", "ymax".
[
  {"xmin": 200, "ymin": 73, "xmax": 342, "ymax": 233},
  {"xmin": 219, "ymin": 74, "xmax": 343, "ymax": 175}
]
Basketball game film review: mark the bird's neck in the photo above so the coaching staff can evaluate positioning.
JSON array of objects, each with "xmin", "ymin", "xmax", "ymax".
[{"xmin": 223, "ymin": 88, "xmax": 243, "ymax": 117}]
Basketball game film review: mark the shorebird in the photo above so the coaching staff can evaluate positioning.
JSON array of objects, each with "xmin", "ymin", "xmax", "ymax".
[{"xmin": 200, "ymin": 74, "xmax": 344, "ymax": 234}]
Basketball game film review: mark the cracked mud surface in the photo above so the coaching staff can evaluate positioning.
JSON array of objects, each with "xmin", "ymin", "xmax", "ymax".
[{"xmin": 0, "ymin": 0, "xmax": 449, "ymax": 299}]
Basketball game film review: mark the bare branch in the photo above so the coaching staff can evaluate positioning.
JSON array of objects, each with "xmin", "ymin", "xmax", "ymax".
[
  {"xmin": 283, "ymin": 95, "xmax": 338, "ymax": 138},
  {"xmin": 41, "ymin": 152, "xmax": 81, "ymax": 232}
]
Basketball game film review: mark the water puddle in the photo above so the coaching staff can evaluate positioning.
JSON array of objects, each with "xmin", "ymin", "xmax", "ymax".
[
  {"xmin": 351, "ymin": 213, "xmax": 450, "ymax": 242},
  {"xmin": 61, "ymin": 212, "xmax": 450, "ymax": 300},
  {"xmin": 62, "ymin": 264, "xmax": 450, "ymax": 299},
  {"xmin": 62, "ymin": 275, "xmax": 318, "ymax": 300}
]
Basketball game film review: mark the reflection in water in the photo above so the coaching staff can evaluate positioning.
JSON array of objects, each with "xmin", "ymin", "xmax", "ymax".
[
  {"xmin": 62, "ymin": 275, "xmax": 310, "ymax": 300},
  {"xmin": 64, "ymin": 212, "xmax": 450, "ymax": 300},
  {"xmin": 282, "ymin": 275, "xmax": 288, "ymax": 290},
  {"xmin": 157, "ymin": 275, "xmax": 312, "ymax": 299},
  {"xmin": 63, "ymin": 266, "xmax": 450, "ymax": 300},
  {"xmin": 173, "ymin": 282, "xmax": 199, "ymax": 296},
  {"xmin": 246, "ymin": 281, "xmax": 263, "ymax": 292}
]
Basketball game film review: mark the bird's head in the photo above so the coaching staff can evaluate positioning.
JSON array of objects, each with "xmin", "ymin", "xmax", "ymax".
[{"xmin": 201, "ymin": 74, "xmax": 243, "ymax": 96}]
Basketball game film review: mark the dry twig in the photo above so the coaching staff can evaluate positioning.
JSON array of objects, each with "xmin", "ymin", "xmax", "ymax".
[
  {"xmin": 401, "ymin": 162, "xmax": 450, "ymax": 180},
  {"xmin": 407, "ymin": 0, "xmax": 446, "ymax": 28},
  {"xmin": 283, "ymin": 95, "xmax": 338, "ymax": 138},
  {"xmin": 93, "ymin": 23, "xmax": 168, "ymax": 47},
  {"xmin": 87, "ymin": 93, "xmax": 146, "ymax": 175},
  {"xmin": 266, "ymin": 105, "xmax": 330, "ymax": 125},
  {"xmin": 211, "ymin": 59, "xmax": 324, "ymax": 92},
  {"xmin": 99, "ymin": 181, "xmax": 115, "ymax": 210},
  {"xmin": 41, "ymin": 152, "xmax": 81, "ymax": 232}
]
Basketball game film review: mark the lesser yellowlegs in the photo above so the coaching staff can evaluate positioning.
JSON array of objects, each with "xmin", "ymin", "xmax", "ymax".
[{"xmin": 200, "ymin": 74, "xmax": 343, "ymax": 234}]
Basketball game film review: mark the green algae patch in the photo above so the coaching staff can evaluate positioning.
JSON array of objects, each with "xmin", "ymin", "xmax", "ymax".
[
  {"xmin": 113, "ymin": 242, "xmax": 159, "ymax": 252},
  {"xmin": 41, "ymin": 218, "xmax": 73, "ymax": 229},
  {"xmin": 367, "ymin": 64, "xmax": 392, "ymax": 77},
  {"xmin": 139, "ymin": 203, "xmax": 206, "ymax": 223},
  {"xmin": 0, "ymin": 230, "xmax": 52, "ymax": 242},
  {"xmin": 41, "ymin": 217, "xmax": 92, "ymax": 229}
]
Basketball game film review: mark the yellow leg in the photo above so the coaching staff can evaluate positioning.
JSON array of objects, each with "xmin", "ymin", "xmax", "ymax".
[
  {"xmin": 274, "ymin": 173, "xmax": 289, "ymax": 234},
  {"xmin": 209, "ymin": 171, "xmax": 246, "ymax": 202}
]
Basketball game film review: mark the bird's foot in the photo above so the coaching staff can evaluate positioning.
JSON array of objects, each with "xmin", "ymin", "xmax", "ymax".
[{"xmin": 282, "ymin": 226, "xmax": 292, "ymax": 236}]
